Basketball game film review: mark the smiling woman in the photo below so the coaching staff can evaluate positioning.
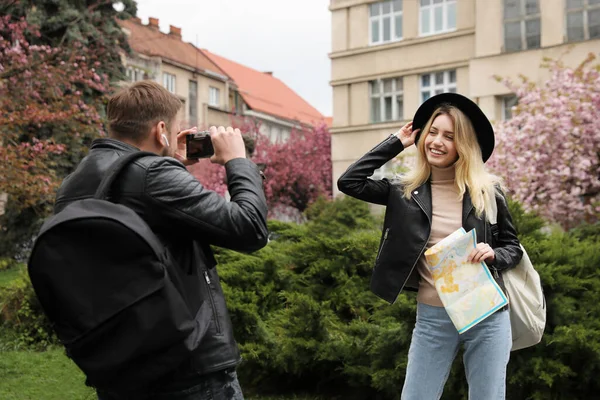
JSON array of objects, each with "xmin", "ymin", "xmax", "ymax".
[{"xmin": 337, "ymin": 92, "xmax": 523, "ymax": 400}]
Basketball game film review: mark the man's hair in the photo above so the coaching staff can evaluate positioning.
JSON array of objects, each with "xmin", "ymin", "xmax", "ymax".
[{"xmin": 107, "ymin": 80, "xmax": 183, "ymax": 143}]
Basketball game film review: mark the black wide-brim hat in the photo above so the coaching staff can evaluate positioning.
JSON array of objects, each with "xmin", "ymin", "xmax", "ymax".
[{"xmin": 412, "ymin": 92, "xmax": 495, "ymax": 162}]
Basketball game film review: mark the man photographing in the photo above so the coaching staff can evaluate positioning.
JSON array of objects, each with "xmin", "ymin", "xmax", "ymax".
[{"xmin": 28, "ymin": 80, "xmax": 269, "ymax": 399}]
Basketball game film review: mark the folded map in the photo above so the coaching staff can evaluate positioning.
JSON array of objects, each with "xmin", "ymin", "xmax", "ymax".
[{"xmin": 424, "ymin": 228, "xmax": 509, "ymax": 334}]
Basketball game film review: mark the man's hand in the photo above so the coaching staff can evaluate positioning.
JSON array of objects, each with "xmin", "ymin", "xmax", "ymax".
[
  {"xmin": 209, "ymin": 126, "xmax": 246, "ymax": 165},
  {"xmin": 393, "ymin": 121, "xmax": 420, "ymax": 149},
  {"xmin": 467, "ymin": 242, "xmax": 496, "ymax": 265},
  {"xmin": 175, "ymin": 127, "xmax": 200, "ymax": 167}
]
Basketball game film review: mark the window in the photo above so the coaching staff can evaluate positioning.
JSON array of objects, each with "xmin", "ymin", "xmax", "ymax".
[
  {"xmin": 234, "ymin": 92, "xmax": 242, "ymax": 114},
  {"xmin": 502, "ymin": 95, "xmax": 518, "ymax": 120},
  {"xmin": 420, "ymin": 70, "xmax": 457, "ymax": 103},
  {"xmin": 566, "ymin": 0, "xmax": 600, "ymax": 42},
  {"xmin": 270, "ymin": 126, "xmax": 280, "ymax": 142},
  {"xmin": 209, "ymin": 87, "xmax": 220, "ymax": 107},
  {"xmin": 503, "ymin": 0, "xmax": 541, "ymax": 52},
  {"xmin": 163, "ymin": 72, "xmax": 176, "ymax": 93},
  {"xmin": 188, "ymin": 80, "xmax": 198, "ymax": 127},
  {"xmin": 419, "ymin": 0, "xmax": 457, "ymax": 36},
  {"xmin": 369, "ymin": 0, "xmax": 403, "ymax": 45},
  {"xmin": 370, "ymin": 77, "xmax": 404, "ymax": 123},
  {"xmin": 126, "ymin": 67, "xmax": 145, "ymax": 82}
]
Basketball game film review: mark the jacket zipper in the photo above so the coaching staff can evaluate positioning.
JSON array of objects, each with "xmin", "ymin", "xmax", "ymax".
[
  {"xmin": 376, "ymin": 228, "xmax": 390, "ymax": 262},
  {"xmin": 203, "ymin": 271, "xmax": 222, "ymax": 334},
  {"xmin": 396, "ymin": 195, "xmax": 432, "ymax": 300},
  {"xmin": 484, "ymin": 211, "xmax": 500, "ymax": 279}
]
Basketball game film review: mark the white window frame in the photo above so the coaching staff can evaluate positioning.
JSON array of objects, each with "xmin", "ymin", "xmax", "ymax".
[
  {"xmin": 419, "ymin": 0, "xmax": 457, "ymax": 37},
  {"xmin": 501, "ymin": 94, "xmax": 518, "ymax": 120},
  {"xmin": 369, "ymin": 0, "xmax": 403, "ymax": 45},
  {"xmin": 503, "ymin": 0, "xmax": 541, "ymax": 52},
  {"xmin": 209, "ymin": 87, "xmax": 220, "ymax": 107},
  {"xmin": 127, "ymin": 67, "xmax": 145, "ymax": 82},
  {"xmin": 420, "ymin": 70, "xmax": 457, "ymax": 103},
  {"xmin": 566, "ymin": 0, "xmax": 600, "ymax": 42},
  {"xmin": 162, "ymin": 72, "xmax": 176, "ymax": 93},
  {"xmin": 370, "ymin": 77, "xmax": 404, "ymax": 124}
]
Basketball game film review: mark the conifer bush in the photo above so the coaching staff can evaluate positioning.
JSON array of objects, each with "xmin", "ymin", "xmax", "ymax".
[{"xmin": 1, "ymin": 197, "xmax": 599, "ymax": 399}]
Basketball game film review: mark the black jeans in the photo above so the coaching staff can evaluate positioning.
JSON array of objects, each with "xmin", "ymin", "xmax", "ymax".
[{"xmin": 97, "ymin": 369, "xmax": 244, "ymax": 400}]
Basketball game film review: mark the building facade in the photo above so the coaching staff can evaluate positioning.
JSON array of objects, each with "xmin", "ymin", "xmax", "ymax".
[
  {"xmin": 118, "ymin": 17, "xmax": 235, "ymax": 129},
  {"xmin": 330, "ymin": 0, "xmax": 600, "ymax": 194},
  {"xmin": 201, "ymin": 49, "xmax": 326, "ymax": 143},
  {"xmin": 118, "ymin": 17, "xmax": 326, "ymax": 141}
]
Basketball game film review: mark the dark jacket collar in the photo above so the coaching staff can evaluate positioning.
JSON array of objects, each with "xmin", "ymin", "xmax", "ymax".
[
  {"xmin": 411, "ymin": 180, "xmax": 432, "ymax": 222},
  {"xmin": 411, "ymin": 179, "xmax": 475, "ymax": 225},
  {"xmin": 91, "ymin": 138, "xmax": 140, "ymax": 153}
]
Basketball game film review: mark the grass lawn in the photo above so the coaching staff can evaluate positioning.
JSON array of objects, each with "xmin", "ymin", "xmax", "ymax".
[
  {"xmin": 0, "ymin": 348, "xmax": 95, "ymax": 400},
  {"xmin": 0, "ymin": 348, "xmax": 321, "ymax": 400},
  {"xmin": 0, "ymin": 265, "xmax": 22, "ymax": 288}
]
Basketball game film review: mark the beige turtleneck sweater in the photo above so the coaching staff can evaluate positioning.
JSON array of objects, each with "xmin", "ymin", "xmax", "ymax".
[{"xmin": 416, "ymin": 165, "xmax": 462, "ymax": 307}]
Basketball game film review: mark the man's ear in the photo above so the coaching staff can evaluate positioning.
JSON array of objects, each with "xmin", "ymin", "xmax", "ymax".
[{"xmin": 152, "ymin": 121, "xmax": 167, "ymax": 145}]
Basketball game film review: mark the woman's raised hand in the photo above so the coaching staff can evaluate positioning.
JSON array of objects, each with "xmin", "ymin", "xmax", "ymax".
[{"xmin": 393, "ymin": 121, "xmax": 420, "ymax": 149}]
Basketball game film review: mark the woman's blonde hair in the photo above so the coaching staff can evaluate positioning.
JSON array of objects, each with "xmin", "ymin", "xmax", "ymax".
[{"xmin": 400, "ymin": 104, "xmax": 502, "ymax": 221}]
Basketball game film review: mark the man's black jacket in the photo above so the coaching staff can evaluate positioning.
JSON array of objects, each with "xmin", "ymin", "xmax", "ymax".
[{"xmin": 54, "ymin": 138, "xmax": 268, "ymax": 388}]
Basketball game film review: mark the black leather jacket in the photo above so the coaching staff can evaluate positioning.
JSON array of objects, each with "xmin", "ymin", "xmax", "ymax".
[
  {"xmin": 337, "ymin": 135, "xmax": 522, "ymax": 304},
  {"xmin": 54, "ymin": 138, "xmax": 268, "ymax": 385}
]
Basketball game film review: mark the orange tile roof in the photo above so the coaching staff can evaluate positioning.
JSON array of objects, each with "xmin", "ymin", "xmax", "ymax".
[
  {"xmin": 201, "ymin": 49, "xmax": 324, "ymax": 126},
  {"xmin": 118, "ymin": 19, "xmax": 226, "ymax": 78},
  {"xmin": 324, "ymin": 117, "xmax": 333, "ymax": 127}
]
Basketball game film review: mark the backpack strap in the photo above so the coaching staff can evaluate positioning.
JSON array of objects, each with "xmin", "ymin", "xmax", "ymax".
[
  {"xmin": 94, "ymin": 151, "xmax": 156, "ymax": 200},
  {"xmin": 488, "ymin": 189, "xmax": 498, "ymax": 225}
]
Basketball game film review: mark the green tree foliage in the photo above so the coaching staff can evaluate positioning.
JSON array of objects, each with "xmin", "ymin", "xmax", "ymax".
[{"xmin": 2, "ymin": 0, "xmax": 136, "ymax": 83}]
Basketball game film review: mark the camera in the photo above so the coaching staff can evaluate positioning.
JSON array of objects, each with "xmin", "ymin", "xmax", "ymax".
[{"xmin": 186, "ymin": 131, "xmax": 215, "ymax": 159}]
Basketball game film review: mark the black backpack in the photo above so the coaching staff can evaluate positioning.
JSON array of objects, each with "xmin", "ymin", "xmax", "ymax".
[{"xmin": 28, "ymin": 151, "xmax": 210, "ymax": 391}]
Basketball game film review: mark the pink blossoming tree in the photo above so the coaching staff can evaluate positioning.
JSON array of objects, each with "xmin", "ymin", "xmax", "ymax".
[
  {"xmin": 0, "ymin": 16, "xmax": 109, "ymax": 213},
  {"xmin": 489, "ymin": 54, "xmax": 600, "ymax": 229},
  {"xmin": 190, "ymin": 117, "xmax": 332, "ymax": 218}
]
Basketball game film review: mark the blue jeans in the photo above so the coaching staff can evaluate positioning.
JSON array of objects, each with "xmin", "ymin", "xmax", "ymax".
[
  {"xmin": 97, "ymin": 369, "xmax": 244, "ymax": 400},
  {"xmin": 401, "ymin": 303, "xmax": 511, "ymax": 400}
]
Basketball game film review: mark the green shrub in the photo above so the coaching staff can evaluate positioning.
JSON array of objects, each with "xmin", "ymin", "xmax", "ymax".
[
  {"xmin": 0, "ymin": 268, "xmax": 56, "ymax": 350},
  {"xmin": 570, "ymin": 221, "xmax": 600, "ymax": 241},
  {"xmin": 505, "ymin": 224, "xmax": 600, "ymax": 399},
  {"xmin": 3, "ymin": 195, "xmax": 599, "ymax": 399},
  {"xmin": 217, "ymin": 197, "xmax": 600, "ymax": 399},
  {"xmin": 0, "ymin": 257, "xmax": 17, "ymax": 271}
]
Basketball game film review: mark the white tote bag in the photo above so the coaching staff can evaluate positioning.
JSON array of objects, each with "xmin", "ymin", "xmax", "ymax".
[{"xmin": 489, "ymin": 194, "xmax": 546, "ymax": 351}]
